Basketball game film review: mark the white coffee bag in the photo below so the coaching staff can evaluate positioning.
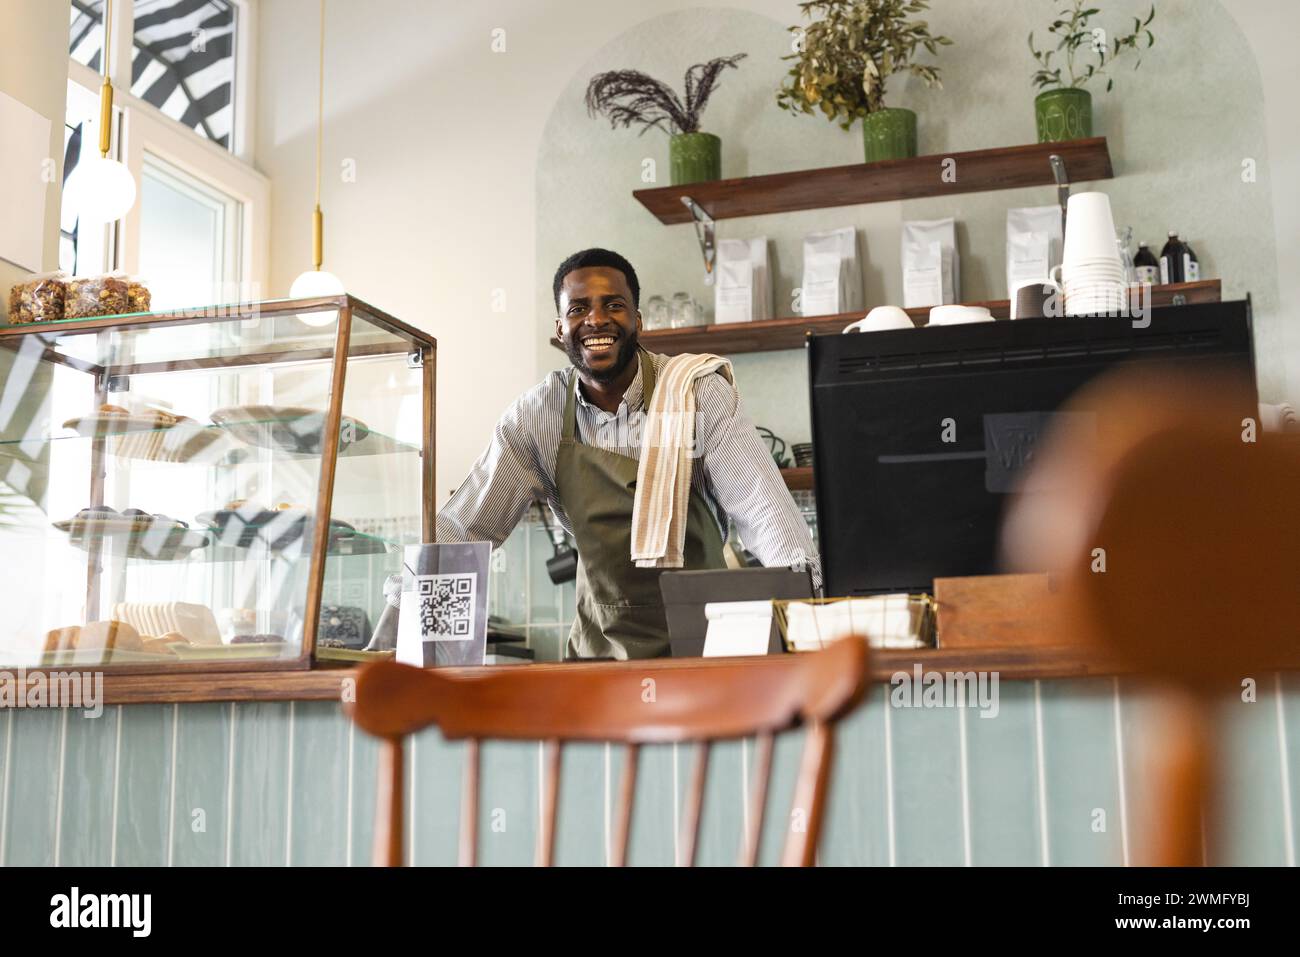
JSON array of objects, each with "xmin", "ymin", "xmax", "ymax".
[
  {"xmin": 715, "ymin": 259, "xmax": 754, "ymax": 325},
  {"xmin": 902, "ymin": 218, "xmax": 958, "ymax": 308},
  {"xmin": 715, "ymin": 237, "xmax": 771, "ymax": 324},
  {"xmin": 801, "ymin": 227, "xmax": 862, "ymax": 315},
  {"xmin": 1006, "ymin": 206, "xmax": 1062, "ymax": 297}
]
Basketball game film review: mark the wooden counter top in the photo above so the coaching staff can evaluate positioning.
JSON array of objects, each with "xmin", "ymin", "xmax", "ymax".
[{"xmin": 32, "ymin": 644, "xmax": 1176, "ymax": 706}]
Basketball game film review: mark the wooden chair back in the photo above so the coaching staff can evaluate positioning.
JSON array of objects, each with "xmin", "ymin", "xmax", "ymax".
[
  {"xmin": 346, "ymin": 637, "xmax": 869, "ymax": 867},
  {"xmin": 1001, "ymin": 364, "xmax": 1300, "ymax": 864}
]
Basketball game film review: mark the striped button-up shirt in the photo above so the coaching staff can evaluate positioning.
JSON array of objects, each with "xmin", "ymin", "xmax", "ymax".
[{"xmin": 436, "ymin": 351, "xmax": 823, "ymax": 588}]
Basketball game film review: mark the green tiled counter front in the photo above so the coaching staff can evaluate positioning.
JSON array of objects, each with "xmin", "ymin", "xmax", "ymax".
[{"xmin": 3, "ymin": 674, "xmax": 1298, "ymax": 866}]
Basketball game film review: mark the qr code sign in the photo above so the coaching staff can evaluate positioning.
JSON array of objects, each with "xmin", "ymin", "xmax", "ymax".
[{"xmin": 415, "ymin": 573, "xmax": 475, "ymax": 641}]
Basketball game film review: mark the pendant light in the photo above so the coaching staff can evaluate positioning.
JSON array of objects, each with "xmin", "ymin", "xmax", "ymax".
[
  {"xmin": 65, "ymin": 0, "xmax": 137, "ymax": 224},
  {"xmin": 290, "ymin": 0, "xmax": 345, "ymax": 316}
]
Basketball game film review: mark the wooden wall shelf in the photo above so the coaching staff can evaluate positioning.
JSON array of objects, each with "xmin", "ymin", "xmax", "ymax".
[
  {"xmin": 633, "ymin": 138, "xmax": 1114, "ymax": 224},
  {"xmin": 548, "ymin": 280, "xmax": 1222, "ymax": 358}
]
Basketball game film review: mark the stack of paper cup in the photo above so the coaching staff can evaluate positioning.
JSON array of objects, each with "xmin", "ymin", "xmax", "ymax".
[{"xmin": 1058, "ymin": 192, "xmax": 1127, "ymax": 316}]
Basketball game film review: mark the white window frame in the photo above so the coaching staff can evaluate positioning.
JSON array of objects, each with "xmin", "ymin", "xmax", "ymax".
[{"xmin": 67, "ymin": 0, "xmax": 268, "ymax": 298}]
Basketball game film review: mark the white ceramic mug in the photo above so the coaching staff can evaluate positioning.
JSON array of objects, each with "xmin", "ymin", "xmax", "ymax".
[
  {"xmin": 1012, "ymin": 279, "xmax": 1063, "ymax": 320},
  {"xmin": 843, "ymin": 305, "xmax": 915, "ymax": 333},
  {"xmin": 928, "ymin": 305, "xmax": 993, "ymax": 326}
]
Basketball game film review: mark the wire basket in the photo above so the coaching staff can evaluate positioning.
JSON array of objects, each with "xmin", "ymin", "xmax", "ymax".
[{"xmin": 776, "ymin": 593, "xmax": 935, "ymax": 652}]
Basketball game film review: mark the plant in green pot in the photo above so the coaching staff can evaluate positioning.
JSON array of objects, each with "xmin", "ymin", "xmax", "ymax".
[
  {"xmin": 1030, "ymin": 1, "xmax": 1156, "ymax": 143},
  {"xmin": 585, "ymin": 54, "xmax": 747, "ymax": 186},
  {"xmin": 776, "ymin": 0, "xmax": 952, "ymax": 163}
]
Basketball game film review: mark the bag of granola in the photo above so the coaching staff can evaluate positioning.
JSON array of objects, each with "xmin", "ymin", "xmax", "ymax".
[
  {"xmin": 7, "ymin": 272, "xmax": 68, "ymax": 324},
  {"xmin": 65, "ymin": 271, "xmax": 130, "ymax": 319},
  {"xmin": 126, "ymin": 276, "xmax": 152, "ymax": 314}
]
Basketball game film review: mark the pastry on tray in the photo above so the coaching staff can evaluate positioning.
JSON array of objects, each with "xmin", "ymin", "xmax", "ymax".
[
  {"xmin": 198, "ymin": 500, "xmax": 306, "ymax": 549},
  {"xmin": 56, "ymin": 507, "xmax": 189, "ymax": 535},
  {"xmin": 54, "ymin": 509, "xmax": 209, "ymax": 561},
  {"xmin": 68, "ymin": 620, "xmax": 143, "ymax": 653},
  {"xmin": 141, "ymin": 632, "xmax": 191, "ymax": 655},
  {"xmin": 63, "ymin": 404, "xmax": 231, "ymax": 464},
  {"xmin": 44, "ymin": 625, "xmax": 82, "ymax": 653},
  {"xmin": 197, "ymin": 501, "xmax": 355, "ymax": 551},
  {"xmin": 63, "ymin": 403, "xmax": 186, "ymax": 440},
  {"xmin": 209, "ymin": 405, "xmax": 370, "ymax": 455},
  {"xmin": 229, "ymin": 633, "xmax": 284, "ymax": 644},
  {"xmin": 111, "ymin": 602, "xmax": 221, "ymax": 645}
]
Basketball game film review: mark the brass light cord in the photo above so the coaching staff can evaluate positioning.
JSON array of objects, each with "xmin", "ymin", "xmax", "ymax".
[
  {"xmin": 311, "ymin": 0, "xmax": 326, "ymax": 271},
  {"xmin": 102, "ymin": 0, "xmax": 113, "ymax": 75},
  {"xmin": 97, "ymin": 0, "xmax": 116, "ymax": 157}
]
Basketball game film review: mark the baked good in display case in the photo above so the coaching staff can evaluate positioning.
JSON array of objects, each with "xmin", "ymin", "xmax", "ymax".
[
  {"xmin": 6, "ymin": 273, "xmax": 67, "ymax": 324},
  {"xmin": 210, "ymin": 405, "xmax": 371, "ymax": 455},
  {"xmin": 63, "ymin": 403, "xmax": 230, "ymax": 463},
  {"xmin": 53, "ymin": 506, "xmax": 210, "ymax": 560},
  {"xmin": 7, "ymin": 274, "xmax": 152, "ymax": 322},
  {"xmin": 42, "ymin": 620, "xmax": 145, "ymax": 656},
  {"xmin": 65, "ymin": 275, "xmax": 130, "ymax": 318},
  {"xmin": 127, "ymin": 279, "xmax": 151, "ymax": 313},
  {"xmin": 230, "ymin": 633, "xmax": 285, "ymax": 644},
  {"xmin": 110, "ymin": 602, "xmax": 222, "ymax": 646}
]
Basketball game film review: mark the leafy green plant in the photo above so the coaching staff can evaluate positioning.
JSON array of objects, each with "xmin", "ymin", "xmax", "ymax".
[
  {"xmin": 776, "ymin": 0, "xmax": 953, "ymax": 130},
  {"xmin": 1029, "ymin": 2, "xmax": 1156, "ymax": 92},
  {"xmin": 585, "ymin": 55, "xmax": 747, "ymax": 136}
]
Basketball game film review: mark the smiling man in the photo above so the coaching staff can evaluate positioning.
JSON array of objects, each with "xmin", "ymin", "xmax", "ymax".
[{"xmin": 437, "ymin": 247, "xmax": 820, "ymax": 659}]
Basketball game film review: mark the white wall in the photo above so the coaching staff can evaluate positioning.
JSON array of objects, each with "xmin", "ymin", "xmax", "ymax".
[
  {"xmin": 254, "ymin": 0, "xmax": 1300, "ymax": 498},
  {"xmin": 1222, "ymin": 0, "xmax": 1300, "ymax": 408},
  {"xmin": 0, "ymin": 0, "xmax": 71, "ymax": 303},
  {"xmin": 0, "ymin": 0, "xmax": 71, "ymax": 510}
]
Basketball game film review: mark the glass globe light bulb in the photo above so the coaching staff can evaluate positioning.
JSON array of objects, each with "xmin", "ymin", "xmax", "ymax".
[
  {"xmin": 65, "ymin": 156, "xmax": 137, "ymax": 223},
  {"xmin": 290, "ymin": 269, "xmax": 345, "ymax": 325}
]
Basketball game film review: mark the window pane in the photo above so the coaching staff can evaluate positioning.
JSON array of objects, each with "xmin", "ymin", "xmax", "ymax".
[
  {"xmin": 68, "ymin": 0, "xmax": 104, "ymax": 70},
  {"xmin": 131, "ymin": 0, "xmax": 237, "ymax": 150},
  {"xmin": 60, "ymin": 81, "xmax": 110, "ymax": 277},
  {"xmin": 59, "ymin": 121, "xmax": 83, "ymax": 274},
  {"xmin": 138, "ymin": 153, "xmax": 240, "ymax": 309}
]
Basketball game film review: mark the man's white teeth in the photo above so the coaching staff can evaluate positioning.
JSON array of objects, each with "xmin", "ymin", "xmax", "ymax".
[{"xmin": 584, "ymin": 336, "xmax": 615, "ymax": 348}]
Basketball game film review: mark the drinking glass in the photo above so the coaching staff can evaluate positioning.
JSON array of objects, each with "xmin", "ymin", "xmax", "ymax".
[
  {"xmin": 643, "ymin": 295, "xmax": 669, "ymax": 331},
  {"xmin": 1116, "ymin": 226, "xmax": 1136, "ymax": 285},
  {"xmin": 670, "ymin": 292, "xmax": 696, "ymax": 329}
]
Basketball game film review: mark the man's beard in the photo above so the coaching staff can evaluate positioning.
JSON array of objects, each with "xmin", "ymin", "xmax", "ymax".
[{"xmin": 565, "ymin": 327, "xmax": 640, "ymax": 383}]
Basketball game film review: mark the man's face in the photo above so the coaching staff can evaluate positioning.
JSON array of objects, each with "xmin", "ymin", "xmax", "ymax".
[{"xmin": 555, "ymin": 266, "xmax": 641, "ymax": 383}]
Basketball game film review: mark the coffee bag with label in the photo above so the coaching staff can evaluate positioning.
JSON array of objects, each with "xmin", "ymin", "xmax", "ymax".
[
  {"xmin": 715, "ymin": 237, "xmax": 771, "ymax": 324},
  {"xmin": 1006, "ymin": 206, "xmax": 1062, "ymax": 297},
  {"xmin": 902, "ymin": 218, "xmax": 958, "ymax": 308},
  {"xmin": 801, "ymin": 227, "xmax": 862, "ymax": 316},
  {"xmin": 715, "ymin": 259, "xmax": 754, "ymax": 325}
]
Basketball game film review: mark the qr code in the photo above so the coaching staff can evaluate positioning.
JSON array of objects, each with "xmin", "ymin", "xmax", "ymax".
[{"xmin": 415, "ymin": 573, "xmax": 475, "ymax": 641}]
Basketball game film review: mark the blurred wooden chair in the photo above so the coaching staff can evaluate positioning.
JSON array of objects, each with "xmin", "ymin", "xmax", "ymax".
[
  {"xmin": 1002, "ymin": 364, "xmax": 1300, "ymax": 865},
  {"xmin": 346, "ymin": 637, "xmax": 870, "ymax": 867}
]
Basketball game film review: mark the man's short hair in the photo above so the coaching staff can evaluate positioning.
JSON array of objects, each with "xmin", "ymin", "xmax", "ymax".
[{"xmin": 552, "ymin": 248, "xmax": 640, "ymax": 313}]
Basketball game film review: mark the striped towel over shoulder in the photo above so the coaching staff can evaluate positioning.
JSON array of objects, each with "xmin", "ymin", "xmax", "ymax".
[{"xmin": 630, "ymin": 352, "xmax": 734, "ymax": 568}]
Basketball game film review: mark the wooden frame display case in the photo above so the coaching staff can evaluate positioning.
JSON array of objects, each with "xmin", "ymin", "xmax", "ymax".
[{"xmin": 0, "ymin": 296, "xmax": 435, "ymax": 675}]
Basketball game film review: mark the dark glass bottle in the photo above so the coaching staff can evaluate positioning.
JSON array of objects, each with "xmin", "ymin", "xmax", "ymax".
[
  {"xmin": 1160, "ymin": 231, "xmax": 1186, "ymax": 285},
  {"xmin": 1134, "ymin": 243, "xmax": 1160, "ymax": 285}
]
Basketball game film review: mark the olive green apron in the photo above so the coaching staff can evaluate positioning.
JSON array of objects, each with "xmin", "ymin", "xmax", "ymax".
[{"xmin": 556, "ymin": 350, "xmax": 727, "ymax": 659}]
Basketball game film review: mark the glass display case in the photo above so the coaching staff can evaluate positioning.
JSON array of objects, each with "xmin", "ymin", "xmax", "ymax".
[{"xmin": 0, "ymin": 296, "xmax": 434, "ymax": 673}]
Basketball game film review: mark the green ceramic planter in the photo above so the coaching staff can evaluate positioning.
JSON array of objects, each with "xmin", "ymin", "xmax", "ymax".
[
  {"xmin": 862, "ymin": 108, "xmax": 918, "ymax": 163},
  {"xmin": 1035, "ymin": 87, "xmax": 1093, "ymax": 143},
  {"xmin": 669, "ymin": 132, "xmax": 721, "ymax": 185}
]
